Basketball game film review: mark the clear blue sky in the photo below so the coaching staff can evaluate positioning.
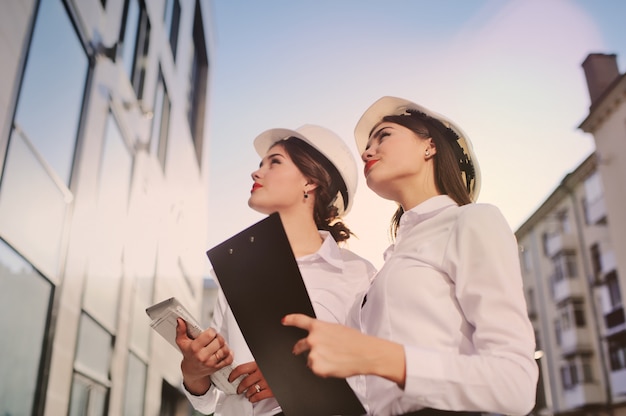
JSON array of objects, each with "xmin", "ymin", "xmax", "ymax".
[{"xmin": 205, "ymin": 0, "xmax": 626, "ymax": 268}]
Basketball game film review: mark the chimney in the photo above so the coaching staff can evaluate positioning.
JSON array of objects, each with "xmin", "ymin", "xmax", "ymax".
[{"xmin": 582, "ymin": 53, "xmax": 620, "ymax": 107}]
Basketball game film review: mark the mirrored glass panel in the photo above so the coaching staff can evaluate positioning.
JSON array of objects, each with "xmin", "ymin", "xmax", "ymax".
[
  {"xmin": 13, "ymin": 0, "xmax": 88, "ymax": 185},
  {"xmin": 0, "ymin": 240, "xmax": 52, "ymax": 415},
  {"xmin": 84, "ymin": 113, "xmax": 132, "ymax": 329}
]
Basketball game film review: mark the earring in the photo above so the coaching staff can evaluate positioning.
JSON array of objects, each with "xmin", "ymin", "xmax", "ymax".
[
  {"xmin": 425, "ymin": 149, "xmax": 430, "ymax": 157},
  {"xmin": 304, "ymin": 190, "xmax": 309, "ymax": 199}
]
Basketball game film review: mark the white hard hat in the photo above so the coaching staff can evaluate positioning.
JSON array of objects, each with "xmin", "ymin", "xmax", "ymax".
[
  {"xmin": 354, "ymin": 96, "xmax": 481, "ymax": 201},
  {"xmin": 253, "ymin": 124, "xmax": 358, "ymax": 215}
]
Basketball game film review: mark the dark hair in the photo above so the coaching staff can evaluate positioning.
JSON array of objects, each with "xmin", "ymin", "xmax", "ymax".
[
  {"xmin": 271, "ymin": 137, "xmax": 352, "ymax": 243},
  {"xmin": 380, "ymin": 111, "xmax": 473, "ymax": 238}
]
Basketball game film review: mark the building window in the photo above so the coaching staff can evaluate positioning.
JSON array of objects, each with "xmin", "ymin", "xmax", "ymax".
[
  {"xmin": 164, "ymin": 0, "xmax": 181, "ymax": 60},
  {"xmin": 560, "ymin": 354, "xmax": 594, "ymax": 390},
  {"xmin": 120, "ymin": 0, "xmax": 150, "ymax": 99},
  {"xmin": 69, "ymin": 314, "xmax": 113, "ymax": 415},
  {"xmin": 69, "ymin": 373, "xmax": 108, "ymax": 416},
  {"xmin": 609, "ymin": 334, "xmax": 626, "ymax": 371},
  {"xmin": 12, "ymin": 0, "xmax": 87, "ymax": 185},
  {"xmin": 84, "ymin": 113, "xmax": 132, "ymax": 329},
  {"xmin": 552, "ymin": 250, "xmax": 578, "ymax": 282},
  {"xmin": 0, "ymin": 0, "xmax": 87, "ymax": 279},
  {"xmin": 0, "ymin": 240, "xmax": 53, "ymax": 416},
  {"xmin": 123, "ymin": 353, "xmax": 147, "ymax": 416},
  {"xmin": 560, "ymin": 361, "xmax": 577, "ymax": 389},
  {"xmin": 583, "ymin": 171, "xmax": 606, "ymax": 224},
  {"xmin": 558, "ymin": 300, "xmax": 586, "ymax": 330},
  {"xmin": 150, "ymin": 70, "xmax": 171, "ymax": 170},
  {"xmin": 187, "ymin": 0, "xmax": 209, "ymax": 167},
  {"xmin": 160, "ymin": 381, "xmax": 191, "ymax": 415},
  {"xmin": 590, "ymin": 243, "xmax": 602, "ymax": 278},
  {"xmin": 556, "ymin": 209, "xmax": 571, "ymax": 234},
  {"xmin": 606, "ymin": 271, "xmax": 622, "ymax": 308},
  {"xmin": 572, "ymin": 299, "xmax": 586, "ymax": 327},
  {"xmin": 554, "ymin": 319, "xmax": 562, "ymax": 346}
]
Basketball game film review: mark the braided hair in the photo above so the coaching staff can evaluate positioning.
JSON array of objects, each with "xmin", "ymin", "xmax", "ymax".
[{"xmin": 273, "ymin": 137, "xmax": 352, "ymax": 243}]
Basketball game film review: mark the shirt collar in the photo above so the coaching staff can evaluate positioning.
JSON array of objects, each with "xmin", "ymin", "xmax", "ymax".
[
  {"xmin": 399, "ymin": 195, "xmax": 458, "ymax": 229},
  {"xmin": 296, "ymin": 230, "xmax": 344, "ymax": 271}
]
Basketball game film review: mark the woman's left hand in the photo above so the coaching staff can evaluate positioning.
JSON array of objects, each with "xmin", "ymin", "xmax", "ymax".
[{"xmin": 231, "ymin": 361, "xmax": 274, "ymax": 403}]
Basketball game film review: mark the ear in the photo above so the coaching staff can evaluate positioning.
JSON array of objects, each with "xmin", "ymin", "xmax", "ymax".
[
  {"xmin": 425, "ymin": 138, "xmax": 437, "ymax": 158},
  {"xmin": 304, "ymin": 181, "xmax": 319, "ymax": 193}
]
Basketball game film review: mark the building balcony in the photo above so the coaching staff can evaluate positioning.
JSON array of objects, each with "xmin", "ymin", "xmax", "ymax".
[
  {"xmin": 553, "ymin": 277, "xmax": 585, "ymax": 303},
  {"xmin": 610, "ymin": 368, "xmax": 626, "ymax": 396},
  {"xmin": 600, "ymin": 250, "xmax": 616, "ymax": 277},
  {"xmin": 586, "ymin": 197, "xmax": 607, "ymax": 225},
  {"xmin": 604, "ymin": 307, "xmax": 626, "ymax": 337},
  {"xmin": 562, "ymin": 382, "xmax": 605, "ymax": 409},
  {"xmin": 560, "ymin": 328, "xmax": 593, "ymax": 355},
  {"xmin": 546, "ymin": 233, "xmax": 577, "ymax": 258}
]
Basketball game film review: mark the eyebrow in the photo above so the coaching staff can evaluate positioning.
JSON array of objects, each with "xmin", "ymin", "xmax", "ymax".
[
  {"xmin": 367, "ymin": 125, "xmax": 392, "ymax": 147},
  {"xmin": 259, "ymin": 152, "xmax": 286, "ymax": 167}
]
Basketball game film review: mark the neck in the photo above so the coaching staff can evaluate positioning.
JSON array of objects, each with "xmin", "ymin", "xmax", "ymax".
[{"xmin": 278, "ymin": 211, "xmax": 324, "ymax": 258}]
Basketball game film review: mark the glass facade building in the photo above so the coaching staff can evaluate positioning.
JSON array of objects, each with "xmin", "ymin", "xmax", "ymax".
[{"xmin": 0, "ymin": 0, "xmax": 214, "ymax": 414}]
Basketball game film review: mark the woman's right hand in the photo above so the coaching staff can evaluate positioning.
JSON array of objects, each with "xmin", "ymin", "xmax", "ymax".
[{"xmin": 175, "ymin": 318, "xmax": 234, "ymax": 395}]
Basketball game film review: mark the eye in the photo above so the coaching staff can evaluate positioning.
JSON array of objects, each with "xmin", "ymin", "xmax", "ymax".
[
  {"xmin": 269, "ymin": 157, "xmax": 282, "ymax": 165},
  {"xmin": 376, "ymin": 131, "xmax": 390, "ymax": 144}
]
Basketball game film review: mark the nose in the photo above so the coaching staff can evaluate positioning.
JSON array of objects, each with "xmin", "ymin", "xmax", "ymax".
[
  {"xmin": 251, "ymin": 168, "xmax": 261, "ymax": 180},
  {"xmin": 362, "ymin": 145, "xmax": 375, "ymax": 162}
]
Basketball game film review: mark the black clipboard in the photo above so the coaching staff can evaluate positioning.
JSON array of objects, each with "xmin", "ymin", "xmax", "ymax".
[{"xmin": 206, "ymin": 213, "xmax": 365, "ymax": 416}]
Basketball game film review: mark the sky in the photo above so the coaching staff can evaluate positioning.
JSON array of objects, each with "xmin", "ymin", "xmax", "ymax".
[{"xmin": 203, "ymin": 0, "xmax": 626, "ymax": 269}]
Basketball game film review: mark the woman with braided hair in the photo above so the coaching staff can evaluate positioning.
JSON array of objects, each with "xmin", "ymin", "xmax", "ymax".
[
  {"xmin": 175, "ymin": 124, "xmax": 376, "ymax": 416},
  {"xmin": 283, "ymin": 97, "xmax": 538, "ymax": 416}
]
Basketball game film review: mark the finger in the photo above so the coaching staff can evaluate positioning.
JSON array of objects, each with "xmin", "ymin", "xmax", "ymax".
[
  {"xmin": 249, "ymin": 386, "xmax": 274, "ymax": 403},
  {"xmin": 176, "ymin": 318, "xmax": 190, "ymax": 348},
  {"xmin": 237, "ymin": 371, "xmax": 260, "ymax": 395},
  {"xmin": 281, "ymin": 313, "xmax": 314, "ymax": 330},
  {"xmin": 193, "ymin": 327, "xmax": 219, "ymax": 346},
  {"xmin": 230, "ymin": 362, "xmax": 257, "ymax": 381},
  {"xmin": 291, "ymin": 337, "xmax": 311, "ymax": 356},
  {"xmin": 245, "ymin": 382, "xmax": 263, "ymax": 399}
]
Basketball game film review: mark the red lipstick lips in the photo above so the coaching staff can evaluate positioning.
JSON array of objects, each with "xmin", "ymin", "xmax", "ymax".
[{"xmin": 364, "ymin": 160, "xmax": 378, "ymax": 175}]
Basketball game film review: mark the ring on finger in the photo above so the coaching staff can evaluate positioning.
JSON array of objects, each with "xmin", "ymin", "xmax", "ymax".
[{"xmin": 255, "ymin": 384, "xmax": 261, "ymax": 393}]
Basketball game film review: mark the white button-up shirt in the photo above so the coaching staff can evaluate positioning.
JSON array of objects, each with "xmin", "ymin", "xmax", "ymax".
[
  {"xmin": 185, "ymin": 230, "xmax": 376, "ymax": 415},
  {"xmin": 348, "ymin": 195, "xmax": 538, "ymax": 416}
]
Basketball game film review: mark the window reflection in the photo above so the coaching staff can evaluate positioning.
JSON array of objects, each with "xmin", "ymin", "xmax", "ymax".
[
  {"xmin": 84, "ymin": 113, "xmax": 132, "ymax": 329},
  {"xmin": 0, "ymin": 240, "xmax": 52, "ymax": 416},
  {"xmin": 121, "ymin": 0, "xmax": 140, "ymax": 80},
  {"xmin": 69, "ymin": 373, "xmax": 108, "ymax": 416},
  {"xmin": 13, "ymin": 0, "xmax": 87, "ymax": 185},
  {"xmin": 123, "ymin": 352, "xmax": 146, "ymax": 415},
  {"xmin": 164, "ymin": 0, "xmax": 181, "ymax": 60},
  {"xmin": 74, "ymin": 314, "xmax": 113, "ymax": 384},
  {"xmin": 121, "ymin": 0, "xmax": 150, "ymax": 99},
  {"xmin": 187, "ymin": 1, "xmax": 209, "ymax": 167},
  {"xmin": 151, "ymin": 70, "xmax": 171, "ymax": 170}
]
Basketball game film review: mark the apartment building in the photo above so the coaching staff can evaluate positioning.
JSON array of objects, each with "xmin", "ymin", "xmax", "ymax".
[
  {"xmin": 0, "ymin": 0, "xmax": 215, "ymax": 415},
  {"xmin": 516, "ymin": 53, "xmax": 626, "ymax": 416}
]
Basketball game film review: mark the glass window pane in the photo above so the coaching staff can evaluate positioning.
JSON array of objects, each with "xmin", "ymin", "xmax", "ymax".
[
  {"xmin": 121, "ymin": 0, "xmax": 140, "ymax": 79},
  {"xmin": 69, "ymin": 373, "xmax": 108, "ymax": 416},
  {"xmin": 123, "ymin": 353, "xmax": 146, "ymax": 416},
  {"xmin": 0, "ymin": 240, "xmax": 52, "ymax": 416},
  {"xmin": 0, "ymin": 129, "xmax": 70, "ymax": 278},
  {"xmin": 75, "ymin": 314, "xmax": 113, "ymax": 383},
  {"xmin": 14, "ymin": 0, "xmax": 88, "ymax": 184},
  {"xmin": 84, "ymin": 114, "xmax": 132, "ymax": 328}
]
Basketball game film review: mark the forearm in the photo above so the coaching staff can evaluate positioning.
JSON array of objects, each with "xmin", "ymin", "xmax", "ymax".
[
  {"xmin": 182, "ymin": 375, "xmax": 212, "ymax": 396},
  {"xmin": 366, "ymin": 336, "xmax": 406, "ymax": 387}
]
